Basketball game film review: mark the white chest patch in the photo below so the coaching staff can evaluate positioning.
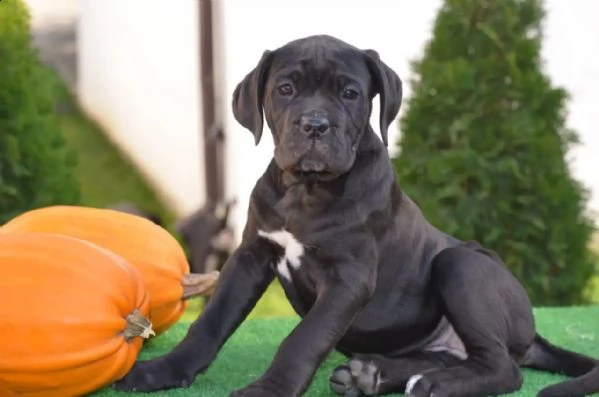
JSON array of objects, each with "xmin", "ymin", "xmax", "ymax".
[{"xmin": 258, "ymin": 229, "xmax": 305, "ymax": 281}]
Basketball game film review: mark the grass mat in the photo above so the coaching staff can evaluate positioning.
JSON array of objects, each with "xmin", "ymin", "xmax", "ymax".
[{"xmin": 92, "ymin": 306, "xmax": 599, "ymax": 397}]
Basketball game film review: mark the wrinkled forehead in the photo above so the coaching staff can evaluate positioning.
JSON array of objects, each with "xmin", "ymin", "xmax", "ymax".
[{"xmin": 269, "ymin": 42, "xmax": 370, "ymax": 85}]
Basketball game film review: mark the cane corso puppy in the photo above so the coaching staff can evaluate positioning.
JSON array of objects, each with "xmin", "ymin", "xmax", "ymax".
[{"xmin": 114, "ymin": 35, "xmax": 599, "ymax": 397}]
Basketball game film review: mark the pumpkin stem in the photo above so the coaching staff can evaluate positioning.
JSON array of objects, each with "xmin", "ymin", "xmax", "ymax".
[
  {"xmin": 181, "ymin": 271, "xmax": 220, "ymax": 300},
  {"xmin": 124, "ymin": 309, "xmax": 155, "ymax": 341}
]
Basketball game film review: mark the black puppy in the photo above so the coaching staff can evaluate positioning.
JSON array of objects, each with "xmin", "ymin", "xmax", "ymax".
[{"xmin": 114, "ymin": 35, "xmax": 599, "ymax": 397}]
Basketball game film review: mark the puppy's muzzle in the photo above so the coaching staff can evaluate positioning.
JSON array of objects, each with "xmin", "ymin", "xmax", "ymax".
[{"xmin": 288, "ymin": 111, "xmax": 340, "ymax": 178}]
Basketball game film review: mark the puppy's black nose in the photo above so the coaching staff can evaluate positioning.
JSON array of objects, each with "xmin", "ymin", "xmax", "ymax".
[{"xmin": 299, "ymin": 114, "xmax": 330, "ymax": 137}]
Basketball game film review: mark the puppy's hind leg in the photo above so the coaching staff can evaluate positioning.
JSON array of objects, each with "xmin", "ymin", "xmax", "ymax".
[
  {"xmin": 329, "ymin": 351, "xmax": 463, "ymax": 397},
  {"xmin": 405, "ymin": 245, "xmax": 535, "ymax": 397}
]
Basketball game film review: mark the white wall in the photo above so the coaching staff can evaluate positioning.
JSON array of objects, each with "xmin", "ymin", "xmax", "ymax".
[
  {"xmin": 77, "ymin": 0, "xmax": 205, "ymax": 215},
  {"xmin": 217, "ymin": 0, "xmax": 599, "ymax": 241},
  {"xmin": 541, "ymin": 0, "xmax": 599, "ymax": 222}
]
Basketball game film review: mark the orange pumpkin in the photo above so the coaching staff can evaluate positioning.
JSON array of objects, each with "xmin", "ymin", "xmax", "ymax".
[
  {"xmin": 1, "ymin": 205, "xmax": 219, "ymax": 335},
  {"xmin": 0, "ymin": 233, "xmax": 154, "ymax": 397}
]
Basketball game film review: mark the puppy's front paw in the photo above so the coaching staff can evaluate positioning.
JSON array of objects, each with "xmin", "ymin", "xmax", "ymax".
[{"xmin": 113, "ymin": 357, "xmax": 194, "ymax": 392}]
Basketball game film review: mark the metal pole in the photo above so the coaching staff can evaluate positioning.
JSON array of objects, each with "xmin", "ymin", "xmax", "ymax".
[{"xmin": 198, "ymin": 0, "xmax": 224, "ymax": 203}]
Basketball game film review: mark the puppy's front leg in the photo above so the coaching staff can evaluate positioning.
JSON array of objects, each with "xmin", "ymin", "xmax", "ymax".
[
  {"xmin": 231, "ymin": 263, "xmax": 375, "ymax": 397},
  {"xmin": 114, "ymin": 237, "xmax": 276, "ymax": 392}
]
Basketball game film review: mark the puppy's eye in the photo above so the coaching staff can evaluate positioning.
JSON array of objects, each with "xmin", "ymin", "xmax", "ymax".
[
  {"xmin": 277, "ymin": 84, "xmax": 294, "ymax": 96},
  {"xmin": 342, "ymin": 89, "xmax": 359, "ymax": 100}
]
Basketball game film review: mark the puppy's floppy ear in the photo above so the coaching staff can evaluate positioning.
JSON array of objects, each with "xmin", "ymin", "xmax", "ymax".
[
  {"xmin": 232, "ymin": 50, "xmax": 274, "ymax": 145},
  {"xmin": 363, "ymin": 49, "xmax": 403, "ymax": 147}
]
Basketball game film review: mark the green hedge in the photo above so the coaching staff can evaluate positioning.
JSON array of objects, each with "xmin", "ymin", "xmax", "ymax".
[
  {"xmin": 393, "ymin": 0, "xmax": 597, "ymax": 305},
  {"xmin": 0, "ymin": 0, "xmax": 80, "ymax": 223}
]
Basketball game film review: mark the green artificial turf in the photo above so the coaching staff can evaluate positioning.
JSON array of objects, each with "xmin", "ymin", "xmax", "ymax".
[{"xmin": 91, "ymin": 306, "xmax": 599, "ymax": 397}]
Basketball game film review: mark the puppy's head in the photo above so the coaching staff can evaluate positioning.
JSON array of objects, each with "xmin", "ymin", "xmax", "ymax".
[{"xmin": 232, "ymin": 35, "xmax": 402, "ymax": 180}]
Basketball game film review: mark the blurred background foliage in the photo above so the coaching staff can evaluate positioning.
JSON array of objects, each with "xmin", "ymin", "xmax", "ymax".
[
  {"xmin": 393, "ymin": 0, "xmax": 597, "ymax": 306},
  {"xmin": 0, "ymin": 0, "xmax": 79, "ymax": 224}
]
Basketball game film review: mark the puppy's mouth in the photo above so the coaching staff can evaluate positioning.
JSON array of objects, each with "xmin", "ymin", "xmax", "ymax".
[
  {"xmin": 291, "ymin": 158, "xmax": 334, "ymax": 180},
  {"xmin": 294, "ymin": 170, "xmax": 332, "ymax": 180}
]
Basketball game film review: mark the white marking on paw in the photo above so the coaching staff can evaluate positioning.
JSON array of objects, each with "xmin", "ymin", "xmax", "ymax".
[
  {"xmin": 405, "ymin": 374, "xmax": 423, "ymax": 394},
  {"xmin": 258, "ymin": 229, "xmax": 305, "ymax": 281}
]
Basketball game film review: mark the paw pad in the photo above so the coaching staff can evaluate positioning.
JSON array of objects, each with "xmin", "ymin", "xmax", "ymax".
[{"xmin": 330, "ymin": 358, "xmax": 380, "ymax": 396}]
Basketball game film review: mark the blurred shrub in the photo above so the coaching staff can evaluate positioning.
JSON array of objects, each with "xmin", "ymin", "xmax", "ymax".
[
  {"xmin": 0, "ymin": 0, "xmax": 80, "ymax": 223},
  {"xmin": 393, "ymin": 0, "xmax": 597, "ymax": 305}
]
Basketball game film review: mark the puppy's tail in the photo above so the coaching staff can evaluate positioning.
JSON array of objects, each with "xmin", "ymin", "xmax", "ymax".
[{"xmin": 522, "ymin": 333, "xmax": 599, "ymax": 397}]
